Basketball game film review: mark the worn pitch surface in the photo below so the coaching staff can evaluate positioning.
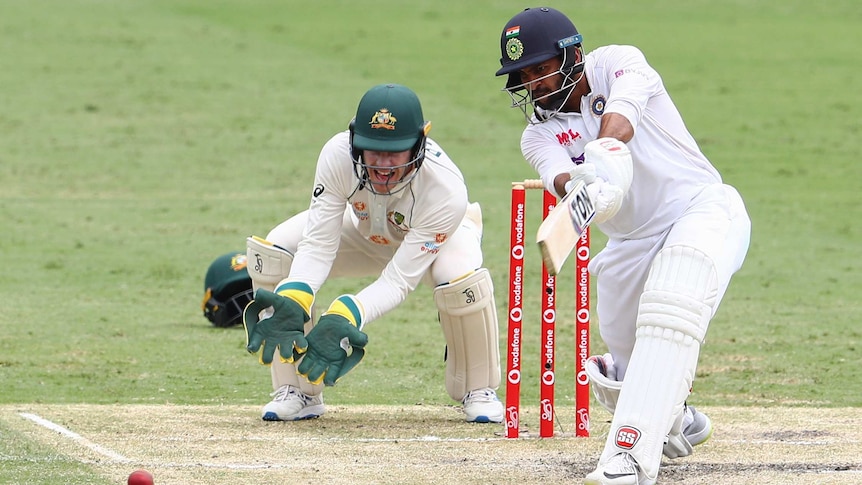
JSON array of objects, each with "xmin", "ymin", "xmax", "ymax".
[{"xmin": 3, "ymin": 405, "xmax": 860, "ymax": 484}]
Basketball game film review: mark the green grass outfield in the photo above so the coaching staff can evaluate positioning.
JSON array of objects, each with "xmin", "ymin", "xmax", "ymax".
[{"xmin": 1, "ymin": 1, "xmax": 860, "ymax": 483}]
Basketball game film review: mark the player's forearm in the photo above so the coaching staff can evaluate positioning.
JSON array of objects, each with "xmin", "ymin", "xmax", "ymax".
[
  {"xmin": 553, "ymin": 172, "xmax": 570, "ymax": 198},
  {"xmin": 354, "ymin": 277, "xmax": 407, "ymax": 324},
  {"xmin": 597, "ymin": 112, "xmax": 634, "ymax": 143}
]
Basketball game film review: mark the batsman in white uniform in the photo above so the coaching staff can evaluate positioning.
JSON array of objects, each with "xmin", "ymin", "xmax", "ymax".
[
  {"xmin": 241, "ymin": 83, "xmax": 504, "ymax": 424},
  {"xmin": 496, "ymin": 8, "xmax": 751, "ymax": 485}
]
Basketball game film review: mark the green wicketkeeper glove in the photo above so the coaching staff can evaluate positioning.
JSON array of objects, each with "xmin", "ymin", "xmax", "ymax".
[
  {"xmin": 242, "ymin": 282, "xmax": 314, "ymax": 365},
  {"xmin": 297, "ymin": 295, "xmax": 369, "ymax": 386}
]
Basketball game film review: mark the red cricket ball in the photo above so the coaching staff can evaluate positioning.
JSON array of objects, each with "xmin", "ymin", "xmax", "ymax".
[{"xmin": 128, "ymin": 469, "xmax": 154, "ymax": 485}]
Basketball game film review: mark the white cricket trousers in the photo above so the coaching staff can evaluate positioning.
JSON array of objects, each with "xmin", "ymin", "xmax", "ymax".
[{"xmin": 589, "ymin": 183, "xmax": 751, "ymax": 378}]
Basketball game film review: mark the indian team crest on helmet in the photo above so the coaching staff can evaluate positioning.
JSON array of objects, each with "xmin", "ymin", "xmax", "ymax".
[
  {"xmin": 370, "ymin": 109, "xmax": 397, "ymax": 130},
  {"xmin": 505, "ymin": 25, "xmax": 524, "ymax": 61}
]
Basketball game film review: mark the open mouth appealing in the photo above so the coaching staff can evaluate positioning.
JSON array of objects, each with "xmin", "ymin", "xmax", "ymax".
[{"xmin": 371, "ymin": 169, "xmax": 397, "ymax": 185}]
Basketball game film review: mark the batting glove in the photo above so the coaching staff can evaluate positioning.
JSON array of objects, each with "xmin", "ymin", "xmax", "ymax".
[{"xmin": 565, "ymin": 162, "xmax": 625, "ymax": 224}]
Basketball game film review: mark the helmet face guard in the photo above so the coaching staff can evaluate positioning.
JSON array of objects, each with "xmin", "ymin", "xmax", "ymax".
[
  {"xmin": 201, "ymin": 252, "xmax": 253, "ymax": 328},
  {"xmin": 504, "ymin": 43, "xmax": 585, "ymax": 123},
  {"xmin": 203, "ymin": 287, "xmax": 253, "ymax": 328},
  {"xmin": 349, "ymin": 119, "xmax": 430, "ymax": 195},
  {"xmin": 496, "ymin": 7, "xmax": 586, "ymax": 123}
]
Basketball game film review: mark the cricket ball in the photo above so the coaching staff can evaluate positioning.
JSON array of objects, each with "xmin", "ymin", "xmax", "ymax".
[{"xmin": 128, "ymin": 469, "xmax": 154, "ymax": 485}]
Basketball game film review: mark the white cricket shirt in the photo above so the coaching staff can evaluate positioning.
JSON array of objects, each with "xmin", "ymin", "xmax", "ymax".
[
  {"xmin": 287, "ymin": 130, "xmax": 468, "ymax": 322},
  {"xmin": 521, "ymin": 44, "xmax": 722, "ymax": 240}
]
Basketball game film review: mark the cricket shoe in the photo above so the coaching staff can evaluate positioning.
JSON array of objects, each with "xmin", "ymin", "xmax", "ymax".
[
  {"xmin": 261, "ymin": 384, "xmax": 325, "ymax": 421},
  {"xmin": 462, "ymin": 387, "xmax": 504, "ymax": 423},
  {"xmin": 663, "ymin": 405, "xmax": 713, "ymax": 458},
  {"xmin": 584, "ymin": 453, "xmax": 654, "ymax": 485}
]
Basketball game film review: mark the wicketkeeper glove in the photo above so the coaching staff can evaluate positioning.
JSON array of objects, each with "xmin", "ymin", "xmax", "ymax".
[
  {"xmin": 297, "ymin": 295, "xmax": 368, "ymax": 386},
  {"xmin": 242, "ymin": 282, "xmax": 314, "ymax": 365}
]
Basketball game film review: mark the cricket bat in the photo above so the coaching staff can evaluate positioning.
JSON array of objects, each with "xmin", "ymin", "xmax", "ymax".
[{"xmin": 536, "ymin": 179, "xmax": 595, "ymax": 276}]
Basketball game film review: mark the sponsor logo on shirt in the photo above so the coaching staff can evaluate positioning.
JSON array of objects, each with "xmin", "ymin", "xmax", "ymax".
[
  {"xmin": 614, "ymin": 68, "xmax": 649, "ymax": 79},
  {"xmin": 419, "ymin": 234, "xmax": 447, "ymax": 254},
  {"xmin": 369, "ymin": 235, "xmax": 390, "ymax": 245},
  {"xmin": 352, "ymin": 201, "xmax": 369, "ymax": 221},
  {"xmin": 313, "ymin": 184, "xmax": 325, "ymax": 197},
  {"xmin": 421, "ymin": 242, "xmax": 440, "ymax": 254},
  {"xmin": 555, "ymin": 128, "xmax": 582, "ymax": 146}
]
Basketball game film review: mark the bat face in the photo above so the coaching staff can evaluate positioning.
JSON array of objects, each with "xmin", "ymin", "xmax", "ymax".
[{"xmin": 536, "ymin": 179, "xmax": 594, "ymax": 275}]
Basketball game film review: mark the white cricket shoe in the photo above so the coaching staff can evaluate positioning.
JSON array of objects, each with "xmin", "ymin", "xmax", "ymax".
[
  {"xmin": 462, "ymin": 387, "xmax": 504, "ymax": 423},
  {"xmin": 682, "ymin": 406, "xmax": 713, "ymax": 446},
  {"xmin": 584, "ymin": 453, "xmax": 654, "ymax": 485},
  {"xmin": 261, "ymin": 384, "xmax": 325, "ymax": 421},
  {"xmin": 663, "ymin": 405, "xmax": 713, "ymax": 458}
]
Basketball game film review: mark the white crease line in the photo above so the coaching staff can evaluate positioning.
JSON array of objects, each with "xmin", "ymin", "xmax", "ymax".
[
  {"xmin": 19, "ymin": 413, "xmax": 131, "ymax": 463},
  {"xmin": 711, "ymin": 438, "xmax": 860, "ymax": 446},
  {"xmin": 184, "ymin": 435, "xmax": 509, "ymax": 443}
]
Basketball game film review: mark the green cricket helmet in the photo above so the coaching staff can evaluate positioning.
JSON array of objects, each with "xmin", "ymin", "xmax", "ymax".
[
  {"xmin": 201, "ymin": 251, "xmax": 253, "ymax": 328},
  {"xmin": 348, "ymin": 83, "xmax": 432, "ymax": 194}
]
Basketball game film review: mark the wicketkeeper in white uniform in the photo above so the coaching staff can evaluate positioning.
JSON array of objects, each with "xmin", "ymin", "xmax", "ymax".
[
  {"xmin": 241, "ymin": 83, "xmax": 504, "ymax": 424},
  {"xmin": 496, "ymin": 8, "xmax": 751, "ymax": 485}
]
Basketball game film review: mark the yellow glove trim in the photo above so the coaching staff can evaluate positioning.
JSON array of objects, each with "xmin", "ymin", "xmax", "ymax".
[
  {"xmin": 274, "ymin": 281, "xmax": 314, "ymax": 315},
  {"xmin": 323, "ymin": 295, "xmax": 364, "ymax": 328}
]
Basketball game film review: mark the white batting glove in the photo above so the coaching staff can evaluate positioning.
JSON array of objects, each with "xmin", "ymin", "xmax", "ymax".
[
  {"xmin": 565, "ymin": 163, "xmax": 624, "ymax": 224},
  {"xmin": 574, "ymin": 137, "xmax": 633, "ymax": 223},
  {"xmin": 564, "ymin": 162, "xmax": 597, "ymax": 194}
]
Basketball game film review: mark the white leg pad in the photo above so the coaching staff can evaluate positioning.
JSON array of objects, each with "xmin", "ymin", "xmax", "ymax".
[
  {"xmin": 246, "ymin": 236, "xmax": 293, "ymax": 291},
  {"xmin": 270, "ymin": 316, "xmax": 323, "ymax": 396},
  {"xmin": 585, "ymin": 353, "xmax": 622, "ymax": 414},
  {"xmin": 245, "ymin": 237, "xmax": 320, "ymax": 396},
  {"xmin": 434, "ymin": 268, "xmax": 501, "ymax": 401},
  {"xmin": 599, "ymin": 245, "xmax": 718, "ymax": 481}
]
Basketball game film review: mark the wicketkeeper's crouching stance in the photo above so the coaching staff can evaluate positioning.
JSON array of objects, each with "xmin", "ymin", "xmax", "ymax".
[{"xmin": 241, "ymin": 83, "xmax": 503, "ymax": 423}]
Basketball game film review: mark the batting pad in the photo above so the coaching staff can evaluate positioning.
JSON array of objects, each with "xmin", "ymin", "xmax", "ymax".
[
  {"xmin": 271, "ymin": 316, "xmax": 323, "ymax": 397},
  {"xmin": 599, "ymin": 245, "xmax": 718, "ymax": 481},
  {"xmin": 434, "ymin": 268, "xmax": 501, "ymax": 401},
  {"xmin": 246, "ymin": 236, "xmax": 294, "ymax": 291}
]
